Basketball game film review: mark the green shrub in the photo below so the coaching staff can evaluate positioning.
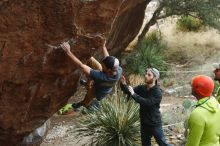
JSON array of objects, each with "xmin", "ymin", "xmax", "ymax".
[
  {"xmin": 74, "ymin": 96, "xmax": 141, "ymax": 146},
  {"xmin": 182, "ymin": 99, "xmax": 194, "ymax": 111},
  {"xmin": 162, "ymin": 78, "xmax": 174, "ymax": 87},
  {"xmin": 177, "ymin": 15, "xmax": 203, "ymax": 32},
  {"xmin": 127, "ymin": 31, "xmax": 168, "ymax": 76}
]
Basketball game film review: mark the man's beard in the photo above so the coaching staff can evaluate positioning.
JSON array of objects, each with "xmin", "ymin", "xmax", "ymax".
[{"xmin": 146, "ymin": 78, "xmax": 154, "ymax": 84}]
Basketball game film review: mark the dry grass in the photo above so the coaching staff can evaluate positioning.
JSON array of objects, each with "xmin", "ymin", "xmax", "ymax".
[
  {"xmin": 160, "ymin": 18, "xmax": 220, "ymax": 65},
  {"xmin": 126, "ymin": 17, "xmax": 220, "ymax": 66},
  {"xmin": 128, "ymin": 74, "xmax": 145, "ymax": 87},
  {"xmin": 123, "ymin": 17, "xmax": 220, "ymax": 90}
]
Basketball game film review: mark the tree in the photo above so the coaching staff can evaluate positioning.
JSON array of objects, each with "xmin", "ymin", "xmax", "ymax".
[{"xmin": 137, "ymin": 0, "xmax": 220, "ymax": 47}]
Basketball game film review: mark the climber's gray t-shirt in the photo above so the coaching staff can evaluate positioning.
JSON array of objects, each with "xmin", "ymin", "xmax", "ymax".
[{"xmin": 89, "ymin": 66, "xmax": 122, "ymax": 100}]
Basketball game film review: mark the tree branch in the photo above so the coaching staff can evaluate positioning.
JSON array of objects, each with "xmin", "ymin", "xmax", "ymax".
[{"xmin": 136, "ymin": 4, "xmax": 164, "ymax": 49}]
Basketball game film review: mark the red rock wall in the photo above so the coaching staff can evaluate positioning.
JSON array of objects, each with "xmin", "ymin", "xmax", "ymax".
[{"xmin": 0, "ymin": 0, "xmax": 148, "ymax": 145}]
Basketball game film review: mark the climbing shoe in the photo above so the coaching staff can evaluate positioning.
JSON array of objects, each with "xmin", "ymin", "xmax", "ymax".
[
  {"xmin": 80, "ymin": 79, "xmax": 87, "ymax": 86},
  {"xmin": 58, "ymin": 103, "xmax": 73, "ymax": 115}
]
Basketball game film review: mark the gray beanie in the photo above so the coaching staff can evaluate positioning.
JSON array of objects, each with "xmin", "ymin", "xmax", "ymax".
[{"xmin": 147, "ymin": 68, "xmax": 160, "ymax": 80}]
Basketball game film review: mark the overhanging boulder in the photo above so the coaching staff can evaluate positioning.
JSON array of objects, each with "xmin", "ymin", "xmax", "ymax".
[{"xmin": 0, "ymin": 0, "xmax": 149, "ymax": 145}]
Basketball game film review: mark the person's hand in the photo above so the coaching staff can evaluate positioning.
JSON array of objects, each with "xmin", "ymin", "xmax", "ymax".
[
  {"xmin": 103, "ymin": 40, "xmax": 106, "ymax": 47},
  {"xmin": 128, "ymin": 86, "xmax": 135, "ymax": 95},
  {"xmin": 61, "ymin": 42, "xmax": 71, "ymax": 54},
  {"xmin": 120, "ymin": 75, "xmax": 127, "ymax": 85}
]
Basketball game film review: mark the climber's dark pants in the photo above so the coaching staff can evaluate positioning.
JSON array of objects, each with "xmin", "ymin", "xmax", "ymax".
[{"xmin": 81, "ymin": 57, "xmax": 102, "ymax": 107}]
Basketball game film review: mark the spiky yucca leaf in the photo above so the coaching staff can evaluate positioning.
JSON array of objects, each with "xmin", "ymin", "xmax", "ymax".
[{"xmin": 74, "ymin": 96, "xmax": 140, "ymax": 146}]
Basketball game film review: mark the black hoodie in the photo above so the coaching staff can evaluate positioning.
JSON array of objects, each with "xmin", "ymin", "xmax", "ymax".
[{"xmin": 120, "ymin": 83, "xmax": 162, "ymax": 126}]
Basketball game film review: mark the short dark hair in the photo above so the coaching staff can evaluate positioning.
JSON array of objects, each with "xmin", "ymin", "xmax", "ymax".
[{"xmin": 102, "ymin": 56, "xmax": 119, "ymax": 69}]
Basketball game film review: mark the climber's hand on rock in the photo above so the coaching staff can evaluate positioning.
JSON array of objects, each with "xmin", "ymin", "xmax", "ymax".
[{"xmin": 61, "ymin": 42, "xmax": 71, "ymax": 54}]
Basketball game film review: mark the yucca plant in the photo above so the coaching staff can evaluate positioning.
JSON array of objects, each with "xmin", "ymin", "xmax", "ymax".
[
  {"xmin": 74, "ymin": 95, "xmax": 141, "ymax": 146},
  {"xmin": 127, "ymin": 31, "xmax": 168, "ymax": 76}
]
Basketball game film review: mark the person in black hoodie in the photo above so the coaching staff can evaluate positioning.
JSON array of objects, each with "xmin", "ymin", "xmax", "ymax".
[{"xmin": 120, "ymin": 68, "xmax": 170, "ymax": 146}]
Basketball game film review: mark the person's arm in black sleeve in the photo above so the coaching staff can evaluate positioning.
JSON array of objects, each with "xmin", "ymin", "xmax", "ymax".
[
  {"xmin": 132, "ymin": 93, "xmax": 161, "ymax": 106},
  {"xmin": 119, "ymin": 75, "xmax": 131, "ymax": 95},
  {"xmin": 129, "ymin": 86, "xmax": 162, "ymax": 107},
  {"xmin": 120, "ymin": 82, "xmax": 131, "ymax": 95}
]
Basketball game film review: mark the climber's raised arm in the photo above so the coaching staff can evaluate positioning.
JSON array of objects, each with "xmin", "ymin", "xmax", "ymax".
[
  {"xmin": 102, "ymin": 41, "xmax": 109, "ymax": 58},
  {"xmin": 61, "ymin": 42, "xmax": 91, "ymax": 75}
]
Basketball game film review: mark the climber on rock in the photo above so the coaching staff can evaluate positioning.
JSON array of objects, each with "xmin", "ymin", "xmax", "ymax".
[{"xmin": 60, "ymin": 41, "xmax": 122, "ymax": 114}]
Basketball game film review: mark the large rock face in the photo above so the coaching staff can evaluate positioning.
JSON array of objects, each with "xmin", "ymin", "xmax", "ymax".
[{"xmin": 0, "ymin": 0, "xmax": 149, "ymax": 145}]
